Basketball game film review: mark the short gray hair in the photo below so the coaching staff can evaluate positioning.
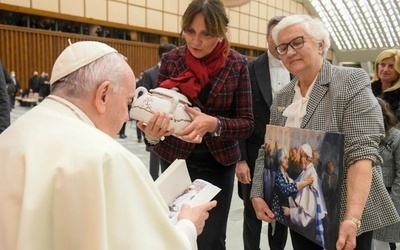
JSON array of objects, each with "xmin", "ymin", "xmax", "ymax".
[
  {"xmin": 275, "ymin": 148, "xmax": 288, "ymax": 167},
  {"xmin": 271, "ymin": 14, "xmax": 330, "ymax": 57},
  {"xmin": 51, "ymin": 53, "xmax": 128, "ymax": 98}
]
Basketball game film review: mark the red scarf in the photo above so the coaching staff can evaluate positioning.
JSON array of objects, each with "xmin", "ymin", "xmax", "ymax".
[{"xmin": 160, "ymin": 40, "xmax": 228, "ymax": 100}]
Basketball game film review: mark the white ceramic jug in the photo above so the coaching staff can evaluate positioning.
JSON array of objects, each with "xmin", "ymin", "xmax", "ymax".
[{"xmin": 130, "ymin": 87, "xmax": 198, "ymax": 136}]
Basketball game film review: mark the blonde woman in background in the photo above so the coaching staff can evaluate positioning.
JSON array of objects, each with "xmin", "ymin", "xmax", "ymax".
[{"xmin": 371, "ymin": 49, "xmax": 400, "ymax": 121}]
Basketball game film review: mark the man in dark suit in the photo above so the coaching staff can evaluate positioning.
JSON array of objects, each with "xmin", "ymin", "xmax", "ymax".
[
  {"xmin": 236, "ymin": 16, "xmax": 291, "ymax": 250},
  {"xmin": 9, "ymin": 71, "xmax": 21, "ymax": 109},
  {"xmin": 142, "ymin": 43, "xmax": 177, "ymax": 180},
  {"xmin": 0, "ymin": 59, "xmax": 12, "ymax": 133},
  {"xmin": 28, "ymin": 71, "xmax": 40, "ymax": 93}
]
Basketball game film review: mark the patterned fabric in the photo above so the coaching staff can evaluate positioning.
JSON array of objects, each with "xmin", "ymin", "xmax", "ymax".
[
  {"xmin": 312, "ymin": 185, "xmax": 325, "ymax": 248},
  {"xmin": 251, "ymin": 60, "xmax": 400, "ymax": 234},
  {"xmin": 153, "ymin": 45, "xmax": 254, "ymax": 166},
  {"xmin": 272, "ymin": 169, "xmax": 297, "ymax": 222},
  {"xmin": 160, "ymin": 40, "xmax": 228, "ymax": 99},
  {"xmin": 373, "ymin": 127, "xmax": 400, "ymax": 242}
]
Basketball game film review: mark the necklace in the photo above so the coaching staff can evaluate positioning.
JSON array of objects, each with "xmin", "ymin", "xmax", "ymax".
[{"xmin": 46, "ymin": 96, "xmax": 85, "ymax": 121}]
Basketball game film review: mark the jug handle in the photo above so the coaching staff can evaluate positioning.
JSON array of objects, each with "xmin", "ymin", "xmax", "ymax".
[{"xmin": 134, "ymin": 86, "xmax": 148, "ymax": 102}]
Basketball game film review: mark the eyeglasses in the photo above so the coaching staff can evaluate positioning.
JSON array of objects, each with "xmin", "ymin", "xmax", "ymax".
[{"xmin": 275, "ymin": 36, "xmax": 305, "ymax": 55}]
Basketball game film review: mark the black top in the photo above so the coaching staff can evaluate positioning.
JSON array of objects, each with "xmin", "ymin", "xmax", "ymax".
[{"xmin": 372, "ymin": 80, "xmax": 400, "ymax": 121}]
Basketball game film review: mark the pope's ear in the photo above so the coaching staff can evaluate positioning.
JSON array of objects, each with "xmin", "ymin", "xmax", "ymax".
[
  {"xmin": 94, "ymin": 81, "xmax": 110, "ymax": 113},
  {"xmin": 318, "ymin": 40, "xmax": 325, "ymax": 54}
]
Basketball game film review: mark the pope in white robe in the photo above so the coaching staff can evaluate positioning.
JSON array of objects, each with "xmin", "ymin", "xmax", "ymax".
[
  {"xmin": 0, "ymin": 96, "xmax": 200, "ymax": 249},
  {"xmin": 2, "ymin": 38, "xmax": 221, "ymax": 249}
]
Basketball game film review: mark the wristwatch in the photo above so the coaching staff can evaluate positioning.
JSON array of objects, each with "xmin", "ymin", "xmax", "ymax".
[
  {"xmin": 342, "ymin": 215, "xmax": 361, "ymax": 229},
  {"xmin": 211, "ymin": 117, "xmax": 222, "ymax": 137}
]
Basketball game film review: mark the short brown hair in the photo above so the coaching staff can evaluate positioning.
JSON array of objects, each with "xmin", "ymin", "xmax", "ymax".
[
  {"xmin": 181, "ymin": 0, "xmax": 229, "ymax": 42},
  {"xmin": 267, "ymin": 16, "xmax": 286, "ymax": 35},
  {"xmin": 377, "ymin": 97, "xmax": 399, "ymax": 131}
]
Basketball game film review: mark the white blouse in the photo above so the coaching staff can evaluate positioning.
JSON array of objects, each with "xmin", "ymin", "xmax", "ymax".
[{"xmin": 283, "ymin": 76, "xmax": 318, "ymax": 128}]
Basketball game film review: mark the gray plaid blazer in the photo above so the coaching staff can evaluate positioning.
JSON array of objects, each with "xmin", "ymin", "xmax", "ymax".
[
  {"xmin": 373, "ymin": 127, "xmax": 400, "ymax": 242},
  {"xmin": 251, "ymin": 60, "xmax": 400, "ymax": 234}
]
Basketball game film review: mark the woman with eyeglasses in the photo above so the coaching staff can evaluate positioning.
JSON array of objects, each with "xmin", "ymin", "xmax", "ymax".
[
  {"xmin": 250, "ymin": 14, "xmax": 400, "ymax": 250},
  {"xmin": 137, "ymin": 0, "xmax": 254, "ymax": 249}
]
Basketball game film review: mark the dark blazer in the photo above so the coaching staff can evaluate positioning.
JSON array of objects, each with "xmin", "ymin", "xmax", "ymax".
[
  {"xmin": 0, "ymin": 59, "xmax": 11, "ymax": 133},
  {"xmin": 239, "ymin": 52, "xmax": 273, "ymax": 159},
  {"xmin": 11, "ymin": 76, "xmax": 21, "ymax": 95},
  {"xmin": 251, "ymin": 60, "xmax": 400, "ymax": 234},
  {"xmin": 142, "ymin": 64, "xmax": 159, "ymax": 91},
  {"xmin": 371, "ymin": 80, "xmax": 400, "ymax": 121},
  {"xmin": 153, "ymin": 45, "xmax": 254, "ymax": 166}
]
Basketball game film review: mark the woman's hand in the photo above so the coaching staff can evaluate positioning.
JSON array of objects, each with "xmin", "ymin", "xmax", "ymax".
[
  {"xmin": 251, "ymin": 197, "xmax": 275, "ymax": 222},
  {"xmin": 137, "ymin": 112, "xmax": 174, "ymax": 140},
  {"xmin": 176, "ymin": 105, "xmax": 218, "ymax": 144},
  {"xmin": 336, "ymin": 220, "xmax": 357, "ymax": 250},
  {"xmin": 297, "ymin": 173, "xmax": 313, "ymax": 190},
  {"xmin": 304, "ymin": 173, "xmax": 313, "ymax": 185},
  {"xmin": 235, "ymin": 161, "xmax": 251, "ymax": 184}
]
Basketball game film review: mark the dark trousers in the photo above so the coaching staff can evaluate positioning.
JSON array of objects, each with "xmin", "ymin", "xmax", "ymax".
[
  {"xmin": 239, "ymin": 140, "xmax": 288, "ymax": 250},
  {"xmin": 160, "ymin": 145, "xmax": 235, "ymax": 250},
  {"xmin": 240, "ymin": 182, "xmax": 288, "ymax": 250},
  {"xmin": 355, "ymin": 231, "xmax": 373, "ymax": 250},
  {"xmin": 10, "ymin": 94, "xmax": 15, "ymax": 109},
  {"xmin": 290, "ymin": 229, "xmax": 323, "ymax": 250},
  {"xmin": 149, "ymin": 148, "xmax": 160, "ymax": 180},
  {"xmin": 290, "ymin": 228, "xmax": 373, "ymax": 250},
  {"xmin": 135, "ymin": 121, "xmax": 142, "ymax": 140},
  {"xmin": 240, "ymin": 182, "xmax": 262, "ymax": 250},
  {"xmin": 268, "ymin": 222, "xmax": 288, "ymax": 250},
  {"xmin": 119, "ymin": 122, "xmax": 126, "ymax": 135}
]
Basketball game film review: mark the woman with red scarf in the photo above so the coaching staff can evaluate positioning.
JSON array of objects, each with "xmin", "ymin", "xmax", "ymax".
[{"xmin": 138, "ymin": 0, "xmax": 254, "ymax": 249}]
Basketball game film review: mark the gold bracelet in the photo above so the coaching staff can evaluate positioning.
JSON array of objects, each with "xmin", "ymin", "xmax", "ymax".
[{"xmin": 342, "ymin": 215, "xmax": 361, "ymax": 229}]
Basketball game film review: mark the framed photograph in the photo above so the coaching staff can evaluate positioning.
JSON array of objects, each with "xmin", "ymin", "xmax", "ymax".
[{"xmin": 263, "ymin": 125, "xmax": 344, "ymax": 250}]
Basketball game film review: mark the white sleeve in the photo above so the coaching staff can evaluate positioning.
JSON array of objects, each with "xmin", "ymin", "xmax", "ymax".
[
  {"xmin": 175, "ymin": 219, "xmax": 198, "ymax": 250},
  {"xmin": 290, "ymin": 207, "xmax": 313, "ymax": 227}
]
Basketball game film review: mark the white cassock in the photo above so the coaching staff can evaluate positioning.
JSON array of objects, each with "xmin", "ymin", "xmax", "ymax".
[{"xmin": 0, "ymin": 95, "xmax": 197, "ymax": 250}]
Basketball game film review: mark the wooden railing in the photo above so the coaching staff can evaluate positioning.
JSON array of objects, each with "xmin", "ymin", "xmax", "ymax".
[{"xmin": 0, "ymin": 24, "xmax": 159, "ymax": 90}]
